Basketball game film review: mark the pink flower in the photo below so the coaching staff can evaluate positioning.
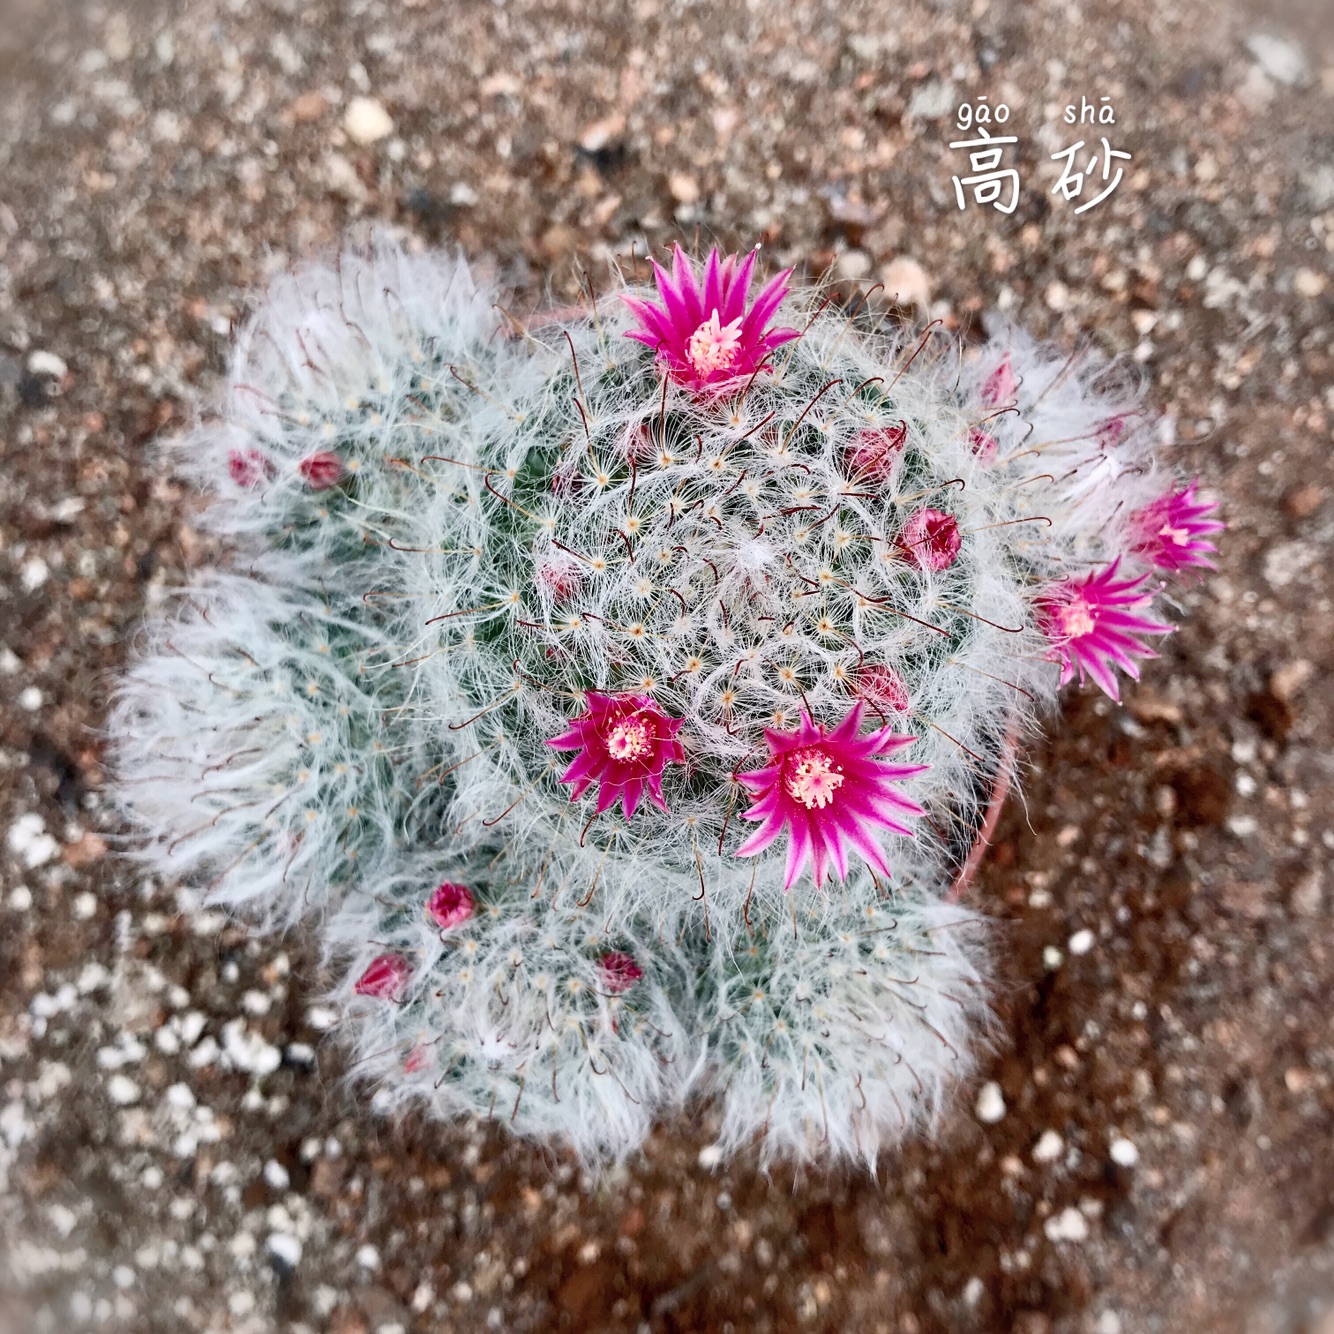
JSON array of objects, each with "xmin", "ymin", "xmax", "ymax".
[
  {"xmin": 228, "ymin": 447, "xmax": 273, "ymax": 488},
  {"xmin": 622, "ymin": 244, "xmax": 799, "ymax": 396},
  {"xmin": 599, "ymin": 951, "xmax": 643, "ymax": 993},
  {"xmin": 968, "ymin": 427, "xmax": 998, "ymax": 463},
  {"xmin": 735, "ymin": 703, "xmax": 926, "ymax": 891},
  {"xmin": 547, "ymin": 692, "xmax": 686, "ymax": 821},
  {"xmin": 981, "ymin": 354, "xmax": 1016, "ymax": 406},
  {"xmin": 848, "ymin": 421, "xmax": 907, "ymax": 479},
  {"xmin": 897, "ymin": 507, "xmax": 962, "ymax": 571},
  {"xmin": 1126, "ymin": 480, "xmax": 1223, "ymax": 574},
  {"xmin": 1036, "ymin": 559, "xmax": 1174, "ymax": 702},
  {"xmin": 856, "ymin": 664, "xmax": 912, "ymax": 717},
  {"xmin": 299, "ymin": 451, "xmax": 344, "ymax": 490},
  {"xmin": 426, "ymin": 881, "xmax": 474, "ymax": 930},
  {"xmin": 353, "ymin": 953, "xmax": 412, "ymax": 999}
]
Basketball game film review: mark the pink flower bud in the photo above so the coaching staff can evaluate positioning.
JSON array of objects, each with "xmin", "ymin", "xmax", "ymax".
[
  {"xmin": 897, "ymin": 507, "xmax": 962, "ymax": 571},
  {"xmin": 353, "ymin": 953, "xmax": 411, "ymax": 999},
  {"xmin": 599, "ymin": 951, "xmax": 643, "ymax": 993},
  {"xmin": 299, "ymin": 451, "xmax": 344, "ymax": 490},
  {"xmin": 228, "ymin": 448, "xmax": 273, "ymax": 488},
  {"xmin": 847, "ymin": 422, "xmax": 907, "ymax": 479},
  {"xmin": 968, "ymin": 428, "xmax": 998, "ymax": 462},
  {"xmin": 426, "ymin": 881, "xmax": 474, "ymax": 930}
]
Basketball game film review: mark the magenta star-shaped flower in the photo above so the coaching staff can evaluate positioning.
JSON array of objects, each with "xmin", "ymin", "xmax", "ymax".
[
  {"xmin": 621, "ymin": 244, "xmax": 799, "ymax": 396},
  {"xmin": 1126, "ymin": 480, "xmax": 1223, "ymax": 575},
  {"xmin": 546, "ymin": 692, "xmax": 685, "ymax": 821},
  {"xmin": 734, "ymin": 703, "xmax": 925, "ymax": 891},
  {"xmin": 1036, "ymin": 559, "xmax": 1174, "ymax": 702}
]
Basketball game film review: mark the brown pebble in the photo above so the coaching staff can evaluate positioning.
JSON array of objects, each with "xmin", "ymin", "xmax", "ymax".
[
  {"xmin": 329, "ymin": 1305, "xmax": 369, "ymax": 1334},
  {"xmin": 1222, "ymin": 880, "xmax": 1272, "ymax": 921},
  {"xmin": 1285, "ymin": 483, "xmax": 1324, "ymax": 518},
  {"xmin": 1270, "ymin": 659, "xmax": 1313, "ymax": 702},
  {"xmin": 290, "ymin": 90, "xmax": 331, "ymax": 123}
]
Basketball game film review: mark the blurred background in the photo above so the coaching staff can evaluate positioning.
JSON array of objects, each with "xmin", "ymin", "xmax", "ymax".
[{"xmin": 0, "ymin": 0, "xmax": 1330, "ymax": 1330}]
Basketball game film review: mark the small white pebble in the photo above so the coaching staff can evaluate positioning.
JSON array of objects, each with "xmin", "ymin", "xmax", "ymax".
[
  {"xmin": 263, "ymin": 1160, "xmax": 290, "ymax": 1191},
  {"xmin": 285, "ymin": 1042, "xmax": 316, "ymax": 1068},
  {"xmin": 107, "ymin": 1074, "xmax": 141, "ymax": 1106},
  {"xmin": 229, "ymin": 1232, "xmax": 256, "ymax": 1259},
  {"xmin": 187, "ymin": 1037, "xmax": 219, "ymax": 1069},
  {"xmin": 975, "ymin": 1081, "xmax": 1006, "ymax": 1124},
  {"xmin": 1043, "ymin": 1206, "xmax": 1089, "ymax": 1242},
  {"xmin": 1032, "ymin": 1129, "xmax": 1065, "ymax": 1163},
  {"xmin": 178, "ymin": 1012, "xmax": 207, "ymax": 1046},
  {"xmin": 267, "ymin": 1232, "xmax": 302, "ymax": 1268},
  {"xmin": 1042, "ymin": 945, "xmax": 1064, "ymax": 970},
  {"xmin": 1293, "ymin": 267, "xmax": 1327, "ymax": 298},
  {"xmin": 21, "ymin": 558, "xmax": 49, "ymax": 592},
  {"xmin": 7, "ymin": 813, "xmax": 59, "ymax": 868},
  {"xmin": 343, "ymin": 95, "xmax": 394, "ymax": 145},
  {"xmin": 9, "ymin": 885, "xmax": 33, "ymax": 911},
  {"xmin": 73, "ymin": 892, "xmax": 98, "ymax": 920},
  {"xmin": 27, "ymin": 350, "xmax": 68, "ymax": 378},
  {"xmin": 112, "ymin": 1264, "xmax": 136, "ymax": 1289},
  {"xmin": 962, "ymin": 1276, "xmax": 985, "ymax": 1307},
  {"xmin": 1068, "ymin": 929, "xmax": 1095, "ymax": 956},
  {"xmin": 450, "ymin": 1281, "xmax": 474, "ymax": 1303},
  {"xmin": 1096, "ymin": 1312, "xmax": 1123, "ymax": 1334},
  {"xmin": 697, "ymin": 1144, "xmax": 723, "ymax": 1170},
  {"xmin": 1109, "ymin": 1137, "xmax": 1139, "ymax": 1167},
  {"xmin": 165, "ymin": 1083, "xmax": 196, "ymax": 1110},
  {"xmin": 228, "ymin": 1290, "xmax": 256, "ymax": 1317},
  {"xmin": 76, "ymin": 963, "xmax": 110, "ymax": 994},
  {"xmin": 242, "ymin": 990, "xmax": 272, "ymax": 1017},
  {"xmin": 306, "ymin": 1005, "xmax": 339, "ymax": 1031},
  {"xmin": 18, "ymin": 686, "xmax": 43, "ymax": 711},
  {"xmin": 356, "ymin": 1244, "xmax": 381, "ymax": 1270}
]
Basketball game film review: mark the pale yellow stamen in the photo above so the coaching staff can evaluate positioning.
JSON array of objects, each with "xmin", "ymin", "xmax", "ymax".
[
  {"xmin": 784, "ymin": 746, "xmax": 845, "ymax": 811},
  {"xmin": 687, "ymin": 308, "xmax": 744, "ymax": 376},
  {"xmin": 605, "ymin": 717, "xmax": 652, "ymax": 762},
  {"xmin": 1059, "ymin": 600, "xmax": 1096, "ymax": 638}
]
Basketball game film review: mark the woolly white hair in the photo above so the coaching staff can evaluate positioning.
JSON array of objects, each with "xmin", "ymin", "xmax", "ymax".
[
  {"xmin": 689, "ymin": 891, "xmax": 991, "ymax": 1169},
  {"xmin": 109, "ymin": 236, "xmax": 1206, "ymax": 1166}
]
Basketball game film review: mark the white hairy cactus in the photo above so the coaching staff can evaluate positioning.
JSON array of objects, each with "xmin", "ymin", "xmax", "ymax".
[{"xmin": 110, "ymin": 235, "xmax": 1218, "ymax": 1165}]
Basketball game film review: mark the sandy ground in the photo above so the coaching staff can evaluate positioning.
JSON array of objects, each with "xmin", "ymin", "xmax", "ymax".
[{"xmin": 1, "ymin": 0, "xmax": 1332, "ymax": 1330}]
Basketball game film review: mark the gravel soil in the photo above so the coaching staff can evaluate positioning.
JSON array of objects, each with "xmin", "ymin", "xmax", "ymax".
[{"xmin": 1, "ymin": 0, "xmax": 1331, "ymax": 1331}]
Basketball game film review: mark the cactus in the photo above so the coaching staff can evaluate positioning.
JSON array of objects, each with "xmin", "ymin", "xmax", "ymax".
[{"xmin": 110, "ymin": 236, "xmax": 1219, "ymax": 1166}]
